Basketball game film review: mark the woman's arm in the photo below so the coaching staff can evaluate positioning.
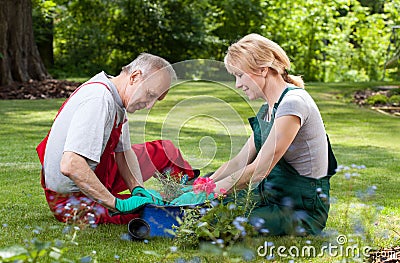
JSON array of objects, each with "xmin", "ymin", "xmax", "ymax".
[
  {"xmin": 210, "ymin": 133, "xmax": 257, "ymax": 183},
  {"xmin": 244, "ymin": 115, "xmax": 301, "ymax": 186},
  {"xmin": 215, "ymin": 115, "xmax": 301, "ymax": 192}
]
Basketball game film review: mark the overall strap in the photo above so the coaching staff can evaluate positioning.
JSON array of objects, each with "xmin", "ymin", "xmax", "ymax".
[
  {"xmin": 36, "ymin": 81, "xmax": 111, "ymax": 166},
  {"xmin": 274, "ymin": 86, "xmax": 300, "ymax": 110},
  {"xmin": 54, "ymin": 81, "xmax": 110, "ymax": 119}
]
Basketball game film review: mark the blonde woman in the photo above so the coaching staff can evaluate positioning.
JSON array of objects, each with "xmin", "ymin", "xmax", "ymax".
[{"xmin": 210, "ymin": 34, "xmax": 337, "ymax": 235}]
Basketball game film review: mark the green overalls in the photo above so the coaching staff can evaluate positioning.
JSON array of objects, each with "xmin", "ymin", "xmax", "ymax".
[{"xmin": 247, "ymin": 87, "xmax": 337, "ymax": 236}]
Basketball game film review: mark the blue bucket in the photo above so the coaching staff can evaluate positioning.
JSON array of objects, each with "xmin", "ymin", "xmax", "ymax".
[{"xmin": 139, "ymin": 204, "xmax": 184, "ymax": 238}]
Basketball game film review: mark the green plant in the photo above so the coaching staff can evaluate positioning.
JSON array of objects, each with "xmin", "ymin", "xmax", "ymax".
[
  {"xmin": 173, "ymin": 186, "xmax": 258, "ymax": 250},
  {"xmin": 366, "ymin": 94, "xmax": 388, "ymax": 105},
  {"xmin": 388, "ymin": 95, "xmax": 400, "ymax": 105},
  {"xmin": 0, "ymin": 226, "xmax": 97, "ymax": 263},
  {"xmin": 388, "ymin": 88, "xmax": 400, "ymax": 97},
  {"xmin": 152, "ymin": 170, "xmax": 187, "ymax": 202}
]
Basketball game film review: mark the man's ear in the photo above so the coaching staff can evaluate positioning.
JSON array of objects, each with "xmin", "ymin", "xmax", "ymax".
[
  {"xmin": 158, "ymin": 89, "xmax": 169, "ymax": 101},
  {"xmin": 130, "ymin": 70, "xmax": 142, "ymax": 84}
]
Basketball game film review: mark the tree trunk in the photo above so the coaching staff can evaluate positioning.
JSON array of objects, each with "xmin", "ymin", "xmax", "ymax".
[{"xmin": 0, "ymin": 0, "xmax": 51, "ymax": 86}]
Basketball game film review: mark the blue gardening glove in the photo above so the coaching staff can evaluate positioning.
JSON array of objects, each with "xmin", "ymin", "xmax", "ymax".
[
  {"xmin": 180, "ymin": 185, "xmax": 193, "ymax": 193},
  {"xmin": 131, "ymin": 186, "xmax": 164, "ymax": 205},
  {"xmin": 169, "ymin": 191, "xmax": 215, "ymax": 206},
  {"xmin": 115, "ymin": 196, "xmax": 153, "ymax": 213}
]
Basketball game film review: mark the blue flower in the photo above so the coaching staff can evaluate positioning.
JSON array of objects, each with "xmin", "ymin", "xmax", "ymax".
[
  {"xmin": 295, "ymin": 226, "xmax": 306, "ymax": 236},
  {"xmin": 62, "ymin": 226, "xmax": 71, "ymax": 234},
  {"xmin": 211, "ymin": 200, "xmax": 220, "ymax": 207},
  {"xmin": 120, "ymin": 233, "xmax": 131, "ymax": 241},
  {"xmin": 242, "ymin": 250, "xmax": 255, "ymax": 261},
  {"xmin": 234, "ymin": 217, "xmax": 248, "ymax": 223},
  {"xmin": 259, "ymin": 228, "xmax": 270, "ymax": 235},
  {"xmin": 281, "ymin": 197, "xmax": 294, "ymax": 208},
  {"xmin": 80, "ymin": 256, "xmax": 92, "ymax": 263},
  {"xmin": 199, "ymin": 208, "xmax": 207, "ymax": 215},
  {"xmin": 250, "ymin": 217, "xmax": 265, "ymax": 230},
  {"xmin": 319, "ymin": 193, "xmax": 328, "ymax": 201},
  {"xmin": 228, "ymin": 204, "xmax": 236, "ymax": 210}
]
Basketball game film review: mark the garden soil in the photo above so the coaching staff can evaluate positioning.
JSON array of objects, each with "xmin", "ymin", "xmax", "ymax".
[{"xmin": 0, "ymin": 79, "xmax": 81, "ymax": 100}]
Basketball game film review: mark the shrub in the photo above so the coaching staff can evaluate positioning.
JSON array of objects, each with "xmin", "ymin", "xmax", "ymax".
[
  {"xmin": 388, "ymin": 95, "xmax": 400, "ymax": 106},
  {"xmin": 366, "ymin": 94, "xmax": 388, "ymax": 106},
  {"xmin": 388, "ymin": 88, "xmax": 400, "ymax": 97}
]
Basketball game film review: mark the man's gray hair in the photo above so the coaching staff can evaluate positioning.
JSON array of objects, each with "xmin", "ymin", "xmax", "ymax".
[{"xmin": 122, "ymin": 53, "xmax": 177, "ymax": 81}]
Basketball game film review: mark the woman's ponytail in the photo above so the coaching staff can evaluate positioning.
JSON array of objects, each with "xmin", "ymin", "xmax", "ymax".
[{"xmin": 282, "ymin": 69, "xmax": 304, "ymax": 88}]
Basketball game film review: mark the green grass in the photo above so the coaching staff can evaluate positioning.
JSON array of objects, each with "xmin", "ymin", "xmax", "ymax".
[{"xmin": 0, "ymin": 81, "xmax": 399, "ymax": 262}]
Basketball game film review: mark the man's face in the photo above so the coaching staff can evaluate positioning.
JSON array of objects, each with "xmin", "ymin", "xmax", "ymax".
[{"xmin": 126, "ymin": 69, "xmax": 171, "ymax": 113}]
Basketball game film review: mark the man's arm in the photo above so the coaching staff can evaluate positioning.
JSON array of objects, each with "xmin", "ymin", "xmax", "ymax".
[
  {"xmin": 60, "ymin": 151, "xmax": 117, "ymax": 211},
  {"xmin": 115, "ymin": 149, "xmax": 144, "ymax": 191}
]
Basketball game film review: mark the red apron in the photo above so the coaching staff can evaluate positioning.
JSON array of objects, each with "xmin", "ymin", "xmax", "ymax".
[{"xmin": 36, "ymin": 82, "xmax": 196, "ymax": 225}]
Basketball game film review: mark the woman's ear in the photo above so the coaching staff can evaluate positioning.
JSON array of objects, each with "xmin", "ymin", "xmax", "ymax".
[
  {"xmin": 130, "ymin": 70, "xmax": 142, "ymax": 84},
  {"xmin": 261, "ymin": 67, "xmax": 269, "ymax": 77}
]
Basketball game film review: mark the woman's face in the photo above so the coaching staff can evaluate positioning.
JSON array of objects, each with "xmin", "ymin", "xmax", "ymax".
[{"xmin": 231, "ymin": 66, "xmax": 266, "ymax": 101}]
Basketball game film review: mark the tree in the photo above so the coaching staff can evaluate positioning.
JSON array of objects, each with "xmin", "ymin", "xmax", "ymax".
[
  {"xmin": 32, "ymin": 0, "xmax": 56, "ymax": 69},
  {"xmin": 0, "ymin": 0, "xmax": 50, "ymax": 86}
]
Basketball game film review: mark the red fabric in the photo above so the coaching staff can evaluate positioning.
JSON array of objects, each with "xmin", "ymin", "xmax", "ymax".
[
  {"xmin": 36, "ymin": 82, "xmax": 195, "ymax": 225},
  {"xmin": 132, "ymin": 140, "xmax": 195, "ymax": 181}
]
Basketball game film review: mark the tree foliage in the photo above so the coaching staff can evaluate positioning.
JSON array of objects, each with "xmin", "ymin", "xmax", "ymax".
[{"xmin": 32, "ymin": 0, "xmax": 400, "ymax": 81}]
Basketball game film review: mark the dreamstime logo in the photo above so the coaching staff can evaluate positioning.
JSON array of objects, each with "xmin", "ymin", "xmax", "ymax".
[{"xmin": 257, "ymin": 235, "xmax": 372, "ymax": 259}]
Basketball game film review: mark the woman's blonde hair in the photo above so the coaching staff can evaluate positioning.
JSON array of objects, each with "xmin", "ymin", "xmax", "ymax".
[{"xmin": 224, "ymin": 33, "xmax": 304, "ymax": 88}]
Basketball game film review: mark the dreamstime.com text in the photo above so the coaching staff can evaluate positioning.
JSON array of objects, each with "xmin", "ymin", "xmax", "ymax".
[{"xmin": 257, "ymin": 235, "xmax": 375, "ymax": 258}]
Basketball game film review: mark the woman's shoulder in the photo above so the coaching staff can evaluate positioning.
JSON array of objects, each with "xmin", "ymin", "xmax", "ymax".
[{"xmin": 284, "ymin": 87, "xmax": 315, "ymax": 103}]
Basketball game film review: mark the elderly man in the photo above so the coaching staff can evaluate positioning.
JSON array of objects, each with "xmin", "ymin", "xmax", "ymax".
[{"xmin": 37, "ymin": 53, "xmax": 196, "ymax": 225}]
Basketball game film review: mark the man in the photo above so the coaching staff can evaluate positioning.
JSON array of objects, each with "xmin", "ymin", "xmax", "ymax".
[{"xmin": 37, "ymin": 53, "xmax": 196, "ymax": 225}]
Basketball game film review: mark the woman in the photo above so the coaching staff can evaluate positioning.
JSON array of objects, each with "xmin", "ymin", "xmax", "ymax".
[{"xmin": 210, "ymin": 33, "xmax": 337, "ymax": 236}]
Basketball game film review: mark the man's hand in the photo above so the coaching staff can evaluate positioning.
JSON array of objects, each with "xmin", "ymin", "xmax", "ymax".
[
  {"xmin": 115, "ymin": 196, "xmax": 153, "ymax": 213},
  {"xmin": 131, "ymin": 186, "xmax": 164, "ymax": 205}
]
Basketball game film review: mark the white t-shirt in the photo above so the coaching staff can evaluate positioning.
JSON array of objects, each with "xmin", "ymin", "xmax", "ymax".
[
  {"xmin": 275, "ymin": 88, "xmax": 328, "ymax": 179},
  {"xmin": 43, "ymin": 72, "xmax": 131, "ymax": 193}
]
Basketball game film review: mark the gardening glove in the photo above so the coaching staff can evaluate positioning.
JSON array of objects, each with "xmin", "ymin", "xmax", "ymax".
[
  {"xmin": 180, "ymin": 185, "xmax": 193, "ymax": 193},
  {"xmin": 131, "ymin": 186, "xmax": 164, "ymax": 205},
  {"xmin": 115, "ymin": 196, "xmax": 153, "ymax": 213},
  {"xmin": 169, "ymin": 191, "xmax": 215, "ymax": 206}
]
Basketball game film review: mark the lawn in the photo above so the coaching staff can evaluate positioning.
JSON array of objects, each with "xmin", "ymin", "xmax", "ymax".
[{"xmin": 0, "ymin": 81, "xmax": 399, "ymax": 262}]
